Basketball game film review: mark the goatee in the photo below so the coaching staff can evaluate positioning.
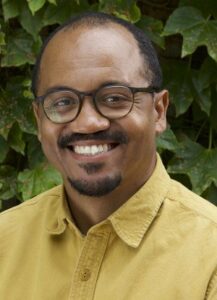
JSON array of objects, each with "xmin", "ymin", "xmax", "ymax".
[{"xmin": 67, "ymin": 175, "xmax": 121, "ymax": 197}]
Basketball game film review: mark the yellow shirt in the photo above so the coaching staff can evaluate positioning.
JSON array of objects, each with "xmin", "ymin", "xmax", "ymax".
[{"xmin": 0, "ymin": 156, "xmax": 217, "ymax": 300}]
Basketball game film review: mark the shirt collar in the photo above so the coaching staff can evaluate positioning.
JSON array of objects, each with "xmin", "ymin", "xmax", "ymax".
[
  {"xmin": 46, "ymin": 185, "xmax": 71, "ymax": 235},
  {"xmin": 46, "ymin": 154, "xmax": 170, "ymax": 245},
  {"xmin": 108, "ymin": 154, "xmax": 170, "ymax": 248}
]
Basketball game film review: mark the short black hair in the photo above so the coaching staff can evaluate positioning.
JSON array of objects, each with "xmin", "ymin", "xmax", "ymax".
[{"xmin": 31, "ymin": 12, "xmax": 162, "ymax": 97}]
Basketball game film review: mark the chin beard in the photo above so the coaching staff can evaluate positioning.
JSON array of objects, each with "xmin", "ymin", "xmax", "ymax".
[{"xmin": 67, "ymin": 174, "xmax": 121, "ymax": 197}]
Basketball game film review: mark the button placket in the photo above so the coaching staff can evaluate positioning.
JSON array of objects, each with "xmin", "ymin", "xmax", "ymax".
[
  {"xmin": 80, "ymin": 268, "xmax": 91, "ymax": 281},
  {"xmin": 69, "ymin": 229, "xmax": 111, "ymax": 300}
]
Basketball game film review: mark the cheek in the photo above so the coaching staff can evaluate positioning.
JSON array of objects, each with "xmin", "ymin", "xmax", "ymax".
[
  {"xmin": 118, "ymin": 111, "xmax": 157, "ymax": 181},
  {"xmin": 125, "ymin": 109, "xmax": 156, "ymax": 141},
  {"xmin": 124, "ymin": 111, "xmax": 157, "ymax": 158},
  {"xmin": 38, "ymin": 120, "xmax": 61, "ymax": 161}
]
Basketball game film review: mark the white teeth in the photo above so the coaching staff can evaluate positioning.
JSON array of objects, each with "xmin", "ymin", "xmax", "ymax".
[
  {"xmin": 74, "ymin": 144, "xmax": 110, "ymax": 155},
  {"xmin": 91, "ymin": 145, "xmax": 98, "ymax": 155}
]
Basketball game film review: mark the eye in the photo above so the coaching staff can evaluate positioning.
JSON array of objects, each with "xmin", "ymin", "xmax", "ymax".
[
  {"xmin": 105, "ymin": 96, "xmax": 123, "ymax": 103},
  {"xmin": 53, "ymin": 98, "xmax": 74, "ymax": 107},
  {"xmin": 51, "ymin": 97, "xmax": 79, "ymax": 112},
  {"xmin": 99, "ymin": 94, "xmax": 132, "ymax": 108}
]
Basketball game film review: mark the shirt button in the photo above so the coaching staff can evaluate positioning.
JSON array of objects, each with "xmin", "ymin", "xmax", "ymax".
[{"xmin": 80, "ymin": 268, "xmax": 91, "ymax": 281}]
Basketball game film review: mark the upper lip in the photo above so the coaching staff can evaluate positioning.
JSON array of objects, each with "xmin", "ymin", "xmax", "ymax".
[
  {"xmin": 66, "ymin": 140, "xmax": 118, "ymax": 147},
  {"xmin": 58, "ymin": 131, "xmax": 128, "ymax": 149}
]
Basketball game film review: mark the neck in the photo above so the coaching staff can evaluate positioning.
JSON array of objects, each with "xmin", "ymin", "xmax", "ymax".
[
  {"xmin": 64, "ymin": 179, "xmax": 149, "ymax": 235},
  {"xmin": 64, "ymin": 182, "xmax": 130, "ymax": 234},
  {"xmin": 64, "ymin": 154, "xmax": 157, "ymax": 234}
]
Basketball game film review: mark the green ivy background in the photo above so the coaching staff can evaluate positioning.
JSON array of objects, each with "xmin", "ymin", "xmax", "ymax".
[{"xmin": 0, "ymin": 0, "xmax": 217, "ymax": 211}]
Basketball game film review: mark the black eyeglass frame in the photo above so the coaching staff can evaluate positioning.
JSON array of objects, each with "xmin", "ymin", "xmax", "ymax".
[{"xmin": 35, "ymin": 84, "xmax": 160, "ymax": 124}]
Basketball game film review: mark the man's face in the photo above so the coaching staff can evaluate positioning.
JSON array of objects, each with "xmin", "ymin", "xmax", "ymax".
[{"xmin": 34, "ymin": 24, "xmax": 168, "ymax": 198}]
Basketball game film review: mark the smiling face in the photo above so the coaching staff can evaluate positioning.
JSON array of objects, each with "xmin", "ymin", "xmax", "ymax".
[{"xmin": 34, "ymin": 23, "xmax": 168, "ymax": 200}]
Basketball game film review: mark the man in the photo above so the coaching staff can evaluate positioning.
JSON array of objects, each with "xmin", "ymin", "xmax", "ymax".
[{"xmin": 0, "ymin": 12, "xmax": 217, "ymax": 300}]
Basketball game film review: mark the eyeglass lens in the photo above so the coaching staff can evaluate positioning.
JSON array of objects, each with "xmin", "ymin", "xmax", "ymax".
[{"xmin": 43, "ymin": 86, "xmax": 134, "ymax": 123}]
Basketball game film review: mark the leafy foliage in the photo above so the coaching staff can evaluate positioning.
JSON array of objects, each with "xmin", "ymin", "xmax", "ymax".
[
  {"xmin": 0, "ymin": 0, "xmax": 217, "ymax": 211},
  {"xmin": 168, "ymin": 137, "xmax": 217, "ymax": 194},
  {"xmin": 163, "ymin": 6, "xmax": 217, "ymax": 61}
]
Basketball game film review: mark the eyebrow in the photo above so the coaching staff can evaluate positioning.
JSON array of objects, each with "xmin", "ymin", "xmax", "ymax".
[{"xmin": 39, "ymin": 80, "xmax": 131, "ymax": 96}]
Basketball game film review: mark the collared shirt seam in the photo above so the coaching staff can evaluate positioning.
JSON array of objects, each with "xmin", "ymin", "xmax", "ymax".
[
  {"xmin": 0, "ymin": 187, "xmax": 63, "ymax": 219},
  {"xmin": 166, "ymin": 196, "xmax": 217, "ymax": 228},
  {"xmin": 0, "ymin": 199, "xmax": 39, "ymax": 217}
]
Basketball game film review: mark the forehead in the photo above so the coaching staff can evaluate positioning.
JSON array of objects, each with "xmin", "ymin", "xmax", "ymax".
[{"xmin": 38, "ymin": 24, "xmax": 148, "ymax": 94}]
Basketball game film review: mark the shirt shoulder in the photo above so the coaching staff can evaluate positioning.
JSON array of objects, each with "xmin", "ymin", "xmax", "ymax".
[
  {"xmin": 0, "ymin": 185, "xmax": 63, "ymax": 232},
  {"xmin": 167, "ymin": 179, "xmax": 217, "ymax": 227}
]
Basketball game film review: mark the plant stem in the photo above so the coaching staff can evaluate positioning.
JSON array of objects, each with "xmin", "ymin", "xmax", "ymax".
[
  {"xmin": 195, "ymin": 120, "xmax": 206, "ymax": 142},
  {"xmin": 208, "ymin": 126, "xmax": 213, "ymax": 150}
]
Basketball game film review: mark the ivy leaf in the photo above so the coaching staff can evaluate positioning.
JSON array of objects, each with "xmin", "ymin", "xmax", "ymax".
[
  {"xmin": 162, "ymin": 60, "xmax": 193, "ymax": 116},
  {"xmin": 192, "ymin": 69, "xmax": 212, "ymax": 116},
  {"xmin": 0, "ymin": 127, "xmax": 11, "ymax": 141},
  {"xmin": 182, "ymin": 20, "xmax": 217, "ymax": 62},
  {"xmin": 26, "ymin": 135, "xmax": 45, "ymax": 168},
  {"xmin": 200, "ymin": 57, "xmax": 217, "ymax": 85},
  {"xmin": 162, "ymin": 7, "xmax": 217, "ymax": 62},
  {"xmin": 43, "ymin": 0, "xmax": 89, "ymax": 26},
  {"xmin": 114, "ymin": 3, "xmax": 141, "ymax": 23},
  {"xmin": 202, "ymin": 184, "xmax": 217, "ymax": 206},
  {"xmin": 98, "ymin": 0, "xmax": 141, "ymax": 23},
  {"xmin": 47, "ymin": 0, "xmax": 57, "ymax": 4},
  {"xmin": 0, "ymin": 29, "xmax": 5, "ymax": 43},
  {"xmin": 18, "ymin": 3, "xmax": 44, "ymax": 40},
  {"xmin": 2, "ymin": 0, "xmax": 20, "ymax": 21},
  {"xmin": 137, "ymin": 16, "xmax": 165, "ymax": 48},
  {"xmin": 0, "ymin": 31, "xmax": 5, "ymax": 54},
  {"xmin": 0, "ymin": 90, "xmax": 16, "ymax": 139},
  {"xmin": 179, "ymin": 0, "xmax": 217, "ymax": 19},
  {"xmin": 195, "ymin": 57, "xmax": 217, "ymax": 123},
  {"xmin": 0, "ymin": 77, "xmax": 36, "ymax": 138},
  {"xmin": 18, "ymin": 163, "xmax": 62, "ymax": 200},
  {"xmin": 0, "ymin": 165, "xmax": 17, "ymax": 200},
  {"xmin": 157, "ymin": 128, "xmax": 179, "ymax": 152},
  {"xmin": 27, "ymin": 0, "xmax": 46, "ymax": 15},
  {"xmin": 168, "ymin": 137, "xmax": 217, "ymax": 194},
  {"xmin": 163, "ymin": 7, "xmax": 204, "ymax": 36},
  {"xmin": 0, "ymin": 136, "xmax": 9, "ymax": 163},
  {"xmin": 7, "ymin": 122, "xmax": 25, "ymax": 155},
  {"xmin": 1, "ymin": 30, "xmax": 41, "ymax": 67}
]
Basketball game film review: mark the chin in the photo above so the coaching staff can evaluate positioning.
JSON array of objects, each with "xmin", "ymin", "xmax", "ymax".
[{"xmin": 67, "ymin": 174, "xmax": 122, "ymax": 197}]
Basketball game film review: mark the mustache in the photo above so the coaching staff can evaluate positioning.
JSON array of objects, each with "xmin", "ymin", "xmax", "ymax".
[{"xmin": 57, "ymin": 130, "xmax": 129, "ymax": 149}]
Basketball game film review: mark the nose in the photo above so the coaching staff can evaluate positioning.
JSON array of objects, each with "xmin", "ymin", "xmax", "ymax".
[{"xmin": 70, "ymin": 97, "xmax": 110, "ymax": 134}]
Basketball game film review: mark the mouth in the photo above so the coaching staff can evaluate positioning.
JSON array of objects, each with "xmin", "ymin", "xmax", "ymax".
[{"xmin": 66, "ymin": 143, "xmax": 119, "ymax": 156}]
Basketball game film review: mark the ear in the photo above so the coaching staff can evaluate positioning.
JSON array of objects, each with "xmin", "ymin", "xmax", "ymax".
[
  {"xmin": 32, "ymin": 102, "xmax": 42, "ymax": 142},
  {"xmin": 153, "ymin": 89, "xmax": 169, "ymax": 135}
]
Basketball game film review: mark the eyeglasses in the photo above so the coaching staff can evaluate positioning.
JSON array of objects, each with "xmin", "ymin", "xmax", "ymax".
[{"xmin": 35, "ymin": 84, "xmax": 159, "ymax": 124}]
